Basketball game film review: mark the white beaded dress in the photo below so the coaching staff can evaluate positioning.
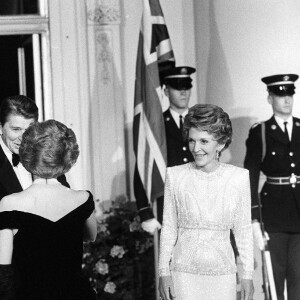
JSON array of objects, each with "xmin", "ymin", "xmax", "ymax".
[{"xmin": 159, "ymin": 162, "xmax": 253, "ymax": 300}]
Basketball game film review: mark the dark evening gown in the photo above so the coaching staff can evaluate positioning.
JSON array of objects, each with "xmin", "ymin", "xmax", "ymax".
[{"xmin": 0, "ymin": 191, "xmax": 97, "ymax": 300}]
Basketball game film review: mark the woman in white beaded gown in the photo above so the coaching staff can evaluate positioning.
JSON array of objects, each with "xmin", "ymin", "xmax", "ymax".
[{"xmin": 159, "ymin": 104, "xmax": 254, "ymax": 300}]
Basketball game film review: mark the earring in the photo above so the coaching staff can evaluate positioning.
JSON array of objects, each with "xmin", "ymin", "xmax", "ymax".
[{"xmin": 215, "ymin": 150, "xmax": 220, "ymax": 161}]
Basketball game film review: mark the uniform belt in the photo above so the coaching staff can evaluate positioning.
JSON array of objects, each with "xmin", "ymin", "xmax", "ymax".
[{"xmin": 266, "ymin": 174, "xmax": 300, "ymax": 185}]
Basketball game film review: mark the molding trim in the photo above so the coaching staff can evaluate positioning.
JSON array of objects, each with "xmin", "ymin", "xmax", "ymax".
[
  {"xmin": 87, "ymin": 1, "xmax": 120, "ymax": 25},
  {"xmin": 96, "ymin": 30, "xmax": 112, "ymax": 84}
]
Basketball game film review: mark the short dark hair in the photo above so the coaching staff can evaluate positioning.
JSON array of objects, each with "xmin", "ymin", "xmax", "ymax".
[
  {"xmin": 19, "ymin": 120, "xmax": 79, "ymax": 178},
  {"xmin": 183, "ymin": 104, "xmax": 232, "ymax": 151},
  {"xmin": 0, "ymin": 95, "xmax": 39, "ymax": 125}
]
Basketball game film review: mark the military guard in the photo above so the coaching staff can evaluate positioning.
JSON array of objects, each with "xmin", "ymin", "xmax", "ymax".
[
  {"xmin": 244, "ymin": 73, "xmax": 300, "ymax": 300},
  {"xmin": 162, "ymin": 66, "xmax": 195, "ymax": 168},
  {"xmin": 136, "ymin": 65, "xmax": 196, "ymax": 234}
]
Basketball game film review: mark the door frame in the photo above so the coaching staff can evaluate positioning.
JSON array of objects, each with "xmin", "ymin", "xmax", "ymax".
[{"xmin": 0, "ymin": 2, "xmax": 52, "ymax": 120}]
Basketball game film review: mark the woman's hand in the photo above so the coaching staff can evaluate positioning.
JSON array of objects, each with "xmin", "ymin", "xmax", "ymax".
[
  {"xmin": 159, "ymin": 276, "xmax": 176, "ymax": 300},
  {"xmin": 241, "ymin": 278, "xmax": 254, "ymax": 300}
]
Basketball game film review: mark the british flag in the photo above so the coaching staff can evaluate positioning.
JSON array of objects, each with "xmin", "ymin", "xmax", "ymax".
[{"xmin": 133, "ymin": 0, "xmax": 175, "ymax": 220}]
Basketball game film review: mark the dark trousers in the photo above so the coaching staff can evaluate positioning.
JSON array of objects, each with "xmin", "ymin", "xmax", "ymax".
[
  {"xmin": 156, "ymin": 195, "xmax": 164, "ymax": 225},
  {"xmin": 268, "ymin": 232, "xmax": 300, "ymax": 300}
]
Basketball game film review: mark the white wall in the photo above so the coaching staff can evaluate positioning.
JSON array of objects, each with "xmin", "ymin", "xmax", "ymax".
[
  {"xmin": 193, "ymin": 2, "xmax": 300, "ymax": 298},
  {"xmin": 194, "ymin": 0, "xmax": 300, "ymax": 167},
  {"xmin": 49, "ymin": 0, "xmax": 92, "ymax": 190}
]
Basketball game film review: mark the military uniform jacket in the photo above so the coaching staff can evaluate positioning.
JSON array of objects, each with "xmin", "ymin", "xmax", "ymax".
[
  {"xmin": 0, "ymin": 144, "xmax": 69, "ymax": 201},
  {"xmin": 163, "ymin": 109, "xmax": 194, "ymax": 167},
  {"xmin": 244, "ymin": 115, "xmax": 300, "ymax": 232}
]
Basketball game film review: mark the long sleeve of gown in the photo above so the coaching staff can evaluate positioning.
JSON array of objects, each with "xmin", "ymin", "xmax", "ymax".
[
  {"xmin": 0, "ymin": 264, "xmax": 15, "ymax": 300},
  {"xmin": 159, "ymin": 168, "xmax": 178, "ymax": 277},
  {"xmin": 232, "ymin": 170, "xmax": 254, "ymax": 279},
  {"xmin": 0, "ymin": 212, "xmax": 16, "ymax": 299}
]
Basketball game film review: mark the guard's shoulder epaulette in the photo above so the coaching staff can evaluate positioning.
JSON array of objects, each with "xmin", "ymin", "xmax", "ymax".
[
  {"xmin": 293, "ymin": 116, "xmax": 300, "ymax": 123},
  {"xmin": 251, "ymin": 122, "xmax": 262, "ymax": 129}
]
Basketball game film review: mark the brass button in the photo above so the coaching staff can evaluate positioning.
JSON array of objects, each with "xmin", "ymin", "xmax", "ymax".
[
  {"xmin": 183, "ymin": 158, "xmax": 188, "ymax": 162},
  {"xmin": 289, "ymin": 152, "xmax": 294, "ymax": 156},
  {"xmin": 291, "ymin": 163, "xmax": 295, "ymax": 167},
  {"xmin": 272, "ymin": 152, "xmax": 276, "ymax": 155},
  {"xmin": 182, "ymin": 147, "xmax": 187, "ymax": 151}
]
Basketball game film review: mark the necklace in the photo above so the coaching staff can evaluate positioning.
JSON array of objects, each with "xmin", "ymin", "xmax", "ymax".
[{"xmin": 33, "ymin": 178, "xmax": 60, "ymax": 185}]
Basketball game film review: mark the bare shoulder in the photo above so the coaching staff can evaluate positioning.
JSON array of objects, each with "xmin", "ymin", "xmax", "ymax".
[
  {"xmin": 68, "ymin": 189, "xmax": 91, "ymax": 203},
  {"xmin": 0, "ymin": 193, "xmax": 20, "ymax": 212},
  {"xmin": 70, "ymin": 189, "xmax": 89, "ymax": 197}
]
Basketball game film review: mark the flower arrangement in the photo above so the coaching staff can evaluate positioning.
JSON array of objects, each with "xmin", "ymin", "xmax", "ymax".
[{"xmin": 83, "ymin": 195, "xmax": 156, "ymax": 299}]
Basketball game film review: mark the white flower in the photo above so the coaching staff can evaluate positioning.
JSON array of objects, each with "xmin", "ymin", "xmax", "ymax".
[
  {"xmin": 104, "ymin": 281, "xmax": 116, "ymax": 294},
  {"xmin": 94, "ymin": 199, "xmax": 105, "ymax": 221},
  {"xmin": 95, "ymin": 259, "xmax": 109, "ymax": 275},
  {"xmin": 110, "ymin": 245, "xmax": 125, "ymax": 258},
  {"xmin": 129, "ymin": 217, "xmax": 142, "ymax": 232},
  {"xmin": 98, "ymin": 223, "xmax": 108, "ymax": 233}
]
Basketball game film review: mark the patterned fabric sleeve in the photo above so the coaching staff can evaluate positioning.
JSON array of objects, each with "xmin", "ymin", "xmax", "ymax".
[
  {"xmin": 158, "ymin": 168, "xmax": 178, "ymax": 277},
  {"xmin": 232, "ymin": 170, "xmax": 254, "ymax": 279}
]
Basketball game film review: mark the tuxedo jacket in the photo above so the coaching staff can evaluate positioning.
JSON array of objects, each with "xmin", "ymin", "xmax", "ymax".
[
  {"xmin": 0, "ymin": 145, "xmax": 69, "ymax": 201},
  {"xmin": 244, "ymin": 115, "xmax": 300, "ymax": 232}
]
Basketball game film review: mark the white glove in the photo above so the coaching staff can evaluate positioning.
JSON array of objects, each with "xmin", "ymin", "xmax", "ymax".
[
  {"xmin": 252, "ymin": 222, "xmax": 267, "ymax": 251},
  {"xmin": 141, "ymin": 218, "xmax": 161, "ymax": 235}
]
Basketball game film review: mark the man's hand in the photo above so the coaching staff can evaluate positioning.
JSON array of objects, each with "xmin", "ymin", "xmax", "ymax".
[
  {"xmin": 241, "ymin": 279, "xmax": 254, "ymax": 300},
  {"xmin": 252, "ymin": 222, "xmax": 265, "ymax": 251},
  {"xmin": 159, "ymin": 276, "xmax": 176, "ymax": 300},
  {"xmin": 141, "ymin": 218, "xmax": 161, "ymax": 234}
]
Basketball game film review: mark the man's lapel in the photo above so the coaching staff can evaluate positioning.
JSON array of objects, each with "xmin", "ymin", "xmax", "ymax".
[{"xmin": 0, "ymin": 145, "xmax": 23, "ymax": 194}]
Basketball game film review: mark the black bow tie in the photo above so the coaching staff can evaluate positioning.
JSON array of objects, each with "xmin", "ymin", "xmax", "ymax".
[{"xmin": 12, "ymin": 153, "xmax": 20, "ymax": 167}]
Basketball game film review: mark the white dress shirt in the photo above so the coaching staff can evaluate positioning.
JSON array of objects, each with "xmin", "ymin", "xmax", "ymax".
[
  {"xmin": 274, "ymin": 115, "xmax": 293, "ymax": 140},
  {"xmin": 169, "ymin": 108, "xmax": 188, "ymax": 129},
  {"xmin": 0, "ymin": 137, "xmax": 32, "ymax": 189}
]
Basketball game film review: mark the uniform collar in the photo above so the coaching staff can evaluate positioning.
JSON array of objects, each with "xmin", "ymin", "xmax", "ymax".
[
  {"xmin": 169, "ymin": 108, "xmax": 188, "ymax": 119},
  {"xmin": 274, "ymin": 115, "xmax": 293, "ymax": 126}
]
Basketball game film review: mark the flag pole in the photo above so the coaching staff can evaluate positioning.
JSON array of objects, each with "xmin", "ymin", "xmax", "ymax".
[{"xmin": 153, "ymin": 199, "xmax": 160, "ymax": 300}]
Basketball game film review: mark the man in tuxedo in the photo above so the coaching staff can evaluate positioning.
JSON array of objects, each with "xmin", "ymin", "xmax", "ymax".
[
  {"xmin": 138, "ymin": 65, "xmax": 196, "ymax": 234},
  {"xmin": 244, "ymin": 74, "xmax": 300, "ymax": 299},
  {"xmin": 0, "ymin": 95, "xmax": 69, "ymax": 201}
]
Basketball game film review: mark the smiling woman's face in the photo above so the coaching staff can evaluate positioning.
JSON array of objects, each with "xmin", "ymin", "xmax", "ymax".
[
  {"xmin": 188, "ymin": 127, "xmax": 224, "ymax": 173},
  {"xmin": 0, "ymin": 114, "xmax": 35, "ymax": 154}
]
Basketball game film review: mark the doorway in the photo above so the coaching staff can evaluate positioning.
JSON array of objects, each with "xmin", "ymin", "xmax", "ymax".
[
  {"xmin": 0, "ymin": 35, "xmax": 36, "ymax": 103},
  {"xmin": 0, "ymin": 0, "xmax": 50, "ymax": 121}
]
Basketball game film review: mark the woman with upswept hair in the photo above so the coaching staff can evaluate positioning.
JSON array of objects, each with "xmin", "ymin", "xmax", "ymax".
[{"xmin": 159, "ymin": 104, "xmax": 254, "ymax": 300}]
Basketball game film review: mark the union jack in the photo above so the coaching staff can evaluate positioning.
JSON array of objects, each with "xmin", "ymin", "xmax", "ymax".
[{"xmin": 133, "ymin": 0, "xmax": 175, "ymax": 221}]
